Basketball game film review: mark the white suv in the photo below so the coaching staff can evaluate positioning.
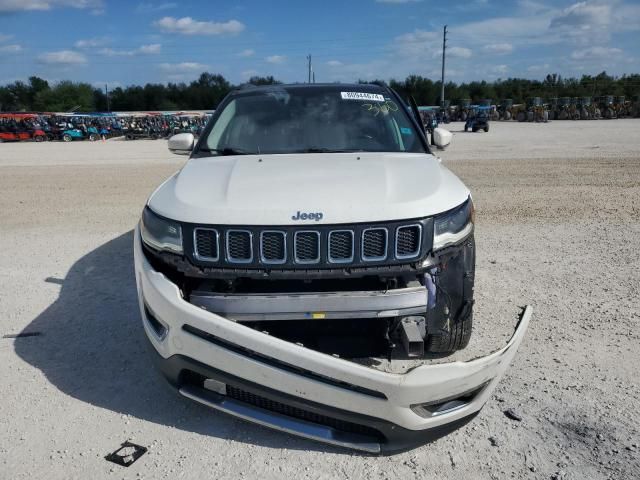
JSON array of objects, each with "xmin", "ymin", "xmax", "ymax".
[{"xmin": 134, "ymin": 83, "xmax": 530, "ymax": 453}]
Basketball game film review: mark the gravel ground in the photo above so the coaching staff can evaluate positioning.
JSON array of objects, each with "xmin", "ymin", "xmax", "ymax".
[{"xmin": 1, "ymin": 120, "xmax": 639, "ymax": 479}]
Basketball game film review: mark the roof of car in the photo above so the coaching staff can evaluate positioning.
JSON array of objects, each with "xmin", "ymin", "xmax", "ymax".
[{"xmin": 235, "ymin": 83, "xmax": 388, "ymax": 93}]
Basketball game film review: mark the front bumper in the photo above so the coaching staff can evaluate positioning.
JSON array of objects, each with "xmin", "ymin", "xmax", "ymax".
[{"xmin": 134, "ymin": 226, "xmax": 531, "ymax": 453}]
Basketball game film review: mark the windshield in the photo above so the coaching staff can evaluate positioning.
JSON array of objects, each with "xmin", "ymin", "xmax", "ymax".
[{"xmin": 199, "ymin": 86, "xmax": 427, "ymax": 156}]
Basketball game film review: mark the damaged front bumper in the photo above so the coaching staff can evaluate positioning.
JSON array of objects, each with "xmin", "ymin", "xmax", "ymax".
[{"xmin": 134, "ymin": 226, "xmax": 531, "ymax": 453}]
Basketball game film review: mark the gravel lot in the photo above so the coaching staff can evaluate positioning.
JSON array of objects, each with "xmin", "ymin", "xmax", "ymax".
[{"xmin": 1, "ymin": 120, "xmax": 639, "ymax": 479}]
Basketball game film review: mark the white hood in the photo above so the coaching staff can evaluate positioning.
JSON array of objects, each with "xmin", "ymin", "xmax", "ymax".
[{"xmin": 148, "ymin": 152, "xmax": 470, "ymax": 225}]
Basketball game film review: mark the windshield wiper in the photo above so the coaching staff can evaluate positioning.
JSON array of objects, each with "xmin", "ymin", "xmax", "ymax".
[
  {"xmin": 299, "ymin": 147, "xmax": 364, "ymax": 153},
  {"xmin": 199, "ymin": 146, "xmax": 256, "ymax": 156}
]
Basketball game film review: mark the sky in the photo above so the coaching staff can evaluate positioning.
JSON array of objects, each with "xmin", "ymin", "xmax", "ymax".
[{"xmin": 0, "ymin": 0, "xmax": 639, "ymax": 88}]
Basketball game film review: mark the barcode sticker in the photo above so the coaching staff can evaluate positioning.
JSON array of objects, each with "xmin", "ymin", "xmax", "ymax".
[{"xmin": 340, "ymin": 92, "xmax": 385, "ymax": 102}]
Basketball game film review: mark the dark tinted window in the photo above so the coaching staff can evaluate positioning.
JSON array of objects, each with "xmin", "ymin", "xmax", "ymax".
[{"xmin": 202, "ymin": 86, "xmax": 426, "ymax": 155}]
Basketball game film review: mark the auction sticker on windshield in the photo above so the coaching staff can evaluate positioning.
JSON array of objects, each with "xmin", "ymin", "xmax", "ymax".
[{"xmin": 340, "ymin": 92, "xmax": 385, "ymax": 102}]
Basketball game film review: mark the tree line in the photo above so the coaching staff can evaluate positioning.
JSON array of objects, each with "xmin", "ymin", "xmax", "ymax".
[{"xmin": 1, "ymin": 71, "xmax": 639, "ymax": 112}]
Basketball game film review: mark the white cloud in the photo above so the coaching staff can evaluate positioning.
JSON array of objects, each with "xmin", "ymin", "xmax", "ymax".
[
  {"xmin": 0, "ymin": 33, "xmax": 13, "ymax": 42},
  {"xmin": 570, "ymin": 46, "xmax": 622, "ymax": 60},
  {"xmin": 326, "ymin": 60, "xmax": 343, "ymax": 67},
  {"xmin": 138, "ymin": 44, "xmax": 161, "ymax": 54},
  {"xmin": 159, "ymin": 62, "xmax": 208, "ymax": 72},
  {"xmin": 154, "ymin": 16, "xmax": 245, "ymax": 35},
  {"xmin": 0, "ymin": 44, "xmax": 22, "ymax": 53},
  {"xmin": 136, "ymin": 2, "xmax": 176, "ymax": 12},
  {"xmin": 37, "ymin": 50, "xmax": 87, "ymax": 64},
  {"xmin": 447, "ymin": 46, "xmax": 472, "ymax": 59},
  {"xmin": 482, "ymin": 43, "xmax": 514, "ymax": 54},
  {"xmin": 238, "ymin": 49, "xmax": 254, "ymax": 57},
  {"xmin": 98, "ymin": 44, "xmax": 161, "ymax": 56},
  {"xmin": 393, "ymin": 29, "xmax": 439, "ymax": 57},
  {"xmin": 549, "ymin": 2, "xmax": 615, "ymax": 45},
  {"xmin": 449, "ymin": 13, "xmax": 555, "ymax": 47},
  {"xmin": 75, "ymin": 37, "xmax": 110, "ymax": 48},
  {"xmin": 0, "ymin": 0, "xmax": 103, "ymax": 12},
  {"xmin": 492, "ymin": 64, "xmax": 509, "ymax": 75},
  {"xmin": 550, "ymin": 2, "xmax": 611, "ymax": 30},
  {"xmin": 265, "ymin": 55, "xmax": 286, "ymax": 64}
]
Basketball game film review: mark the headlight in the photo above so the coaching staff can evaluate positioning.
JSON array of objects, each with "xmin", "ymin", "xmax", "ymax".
[
  {"xmin": 140, "ymin": 207, "xmax": 183, "ymax": 254},
  {"xmin": 433, "ymin": 198, "xmax": 474, "ymax": 250}
]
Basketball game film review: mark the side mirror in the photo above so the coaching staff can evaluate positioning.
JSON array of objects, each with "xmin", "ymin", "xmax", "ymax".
[
  {"xmin": 432, "ymin": 127, "xmax": 452, "ymax": 149},
  {"xmin": 168, "ymin": 133, "xmax": 195, "ymax": 155}
]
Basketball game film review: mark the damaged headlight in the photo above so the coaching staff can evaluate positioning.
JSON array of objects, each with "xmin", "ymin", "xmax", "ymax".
[
  {"xmin": 140, "ymin": 207, "xmax": 183, "ymax": 254},
  {"xmin": 433, "ymin": 198, "xmax": 474, "ymax": 251}
]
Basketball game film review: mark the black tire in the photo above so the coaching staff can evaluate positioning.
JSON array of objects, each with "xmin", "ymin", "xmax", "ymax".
[
  {"xmin": 464, "ymin": 126, "xmax": 468, "ymax": 132},
  {"xmin": 472, "ymin": 127, "xmax": 478, "ymax": 132},
  {"xmin": 426, "ymin": 310, "xmax": 473, "ymax": 353},
  {"xmin": 34, "ymin": 135, "xmax": 45, "ymax": 142},
  {"xmin": 62, "ymin": 134, "xmax": 72, "ymax": 142},
  {"xmin": 484, "ymin": 125, "xmax": 489, "ymax": 132},
  {"xmin": 89, "ymin": 133, "xmax": 98, "ymax": 142}
]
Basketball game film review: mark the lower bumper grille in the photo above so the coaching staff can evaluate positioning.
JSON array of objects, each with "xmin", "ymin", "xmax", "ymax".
[{"xmin": 225, "ymin": 385, "xmax": 384, "ymax": 440}]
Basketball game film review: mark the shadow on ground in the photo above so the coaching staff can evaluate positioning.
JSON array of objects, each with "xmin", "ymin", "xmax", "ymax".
[{"xmin": 14, "ymin": 231, "xmax": 336, "ymax": 453}]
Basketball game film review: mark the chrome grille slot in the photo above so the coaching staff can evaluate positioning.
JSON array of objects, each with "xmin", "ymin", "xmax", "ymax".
[
  {"xmin": 328, "ymin": 230, "xmax": 354, "ymax": 263},
  {"xmin": 362, "ymin": 228, "xmax": 388, "ymax": 261},
  {"xmin": 261, "ymin": 231, "xmax": 286, "ymax": 264},
  {"xmin": 193, "ymin": 228, "xmax": 219, "ymax": 261},
  {"xmin": 395, "ymin": 224, "xmax": 421, "ymax": 259},
  {"xmin": 226, "ymin": 230, "xmax": 253, "ymax": 263},
  {"xmin": 294, "ymin": 231, "xmax": 320, "ymax": 264}
]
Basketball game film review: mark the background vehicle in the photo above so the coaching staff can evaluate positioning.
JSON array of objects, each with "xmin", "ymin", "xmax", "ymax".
[
  {"xmin": 0, "ymin": 114, "xmax": 47, "ymax": 142},
  {"xmin": 498, "ymin": 99, "xmax": 514, "ymax": 120},
  {"xmin": 464, "ymin": 106, "xmax": 490, "ymax": 132},
  {"xmin": 598, "ymin": 96, "xmax": 616, "ymax": 119}
]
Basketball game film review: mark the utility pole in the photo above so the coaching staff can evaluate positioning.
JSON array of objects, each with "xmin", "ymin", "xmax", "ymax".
[
  {"xmin": 307, "ymin": 54, "xmax": 312, "ymax": 83},
  {"xmin": 105, "ymin": 83, "xmax": 110, "ymax": 112},
  {"xmin": 440, "ymin": 25, "xmax": 447, "ymax": 108}
]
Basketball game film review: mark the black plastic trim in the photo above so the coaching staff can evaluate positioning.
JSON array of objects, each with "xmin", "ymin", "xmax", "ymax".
[{"xmin": 181, "ymin": 323, "xmax": 387, "ymax": 399}]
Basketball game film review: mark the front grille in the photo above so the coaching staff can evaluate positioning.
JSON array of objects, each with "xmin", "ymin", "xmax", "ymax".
[
  {"xmin": 362, "ymin": 228, "xmax": 387, "ymax": 260},
  {"xmin": 328, "ymin": 230, "xmax": 354, "ymax": 263},
  {"xmin": 226, "ymin": 385, "xmax": 383, "ymax": 440},
  {"xmin": 261, "ymin": 231, "xmax": 286, "ymax": 263},
  {"xmin": 187, "ymin": 218, "xmax": 431, "ymax": 269},
  {"xmin": 295, "ymin": 231, "xmax": 320, "ymax": 263},
  {"xmin": 396, "ymin": 225, "xmax": 421, "ymax": 258},
  {"xmin": 226, "ymin": 230, "xmax": 252, "ymax": 262},
  {"xmin": 194, "ymin": 228, "xmax": 219, "ymax": 260}
]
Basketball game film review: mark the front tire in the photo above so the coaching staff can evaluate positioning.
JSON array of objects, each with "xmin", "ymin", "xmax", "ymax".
[
  {"xmin": 426, "ymin": 310, "xmax": 473, "ymax": 353},
  {"xmin": 62, "ymin": 134, "xmax": 72, "ymax": 142}
]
